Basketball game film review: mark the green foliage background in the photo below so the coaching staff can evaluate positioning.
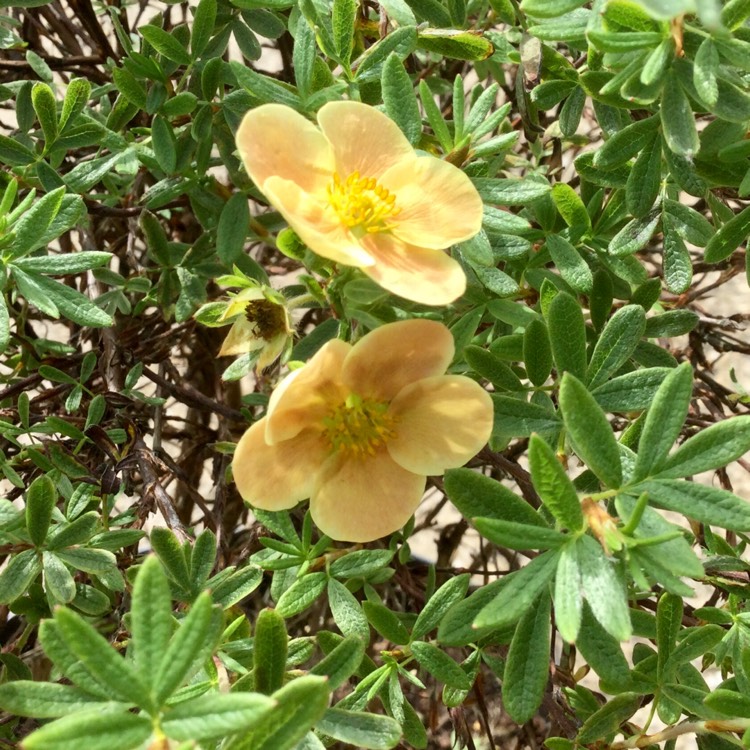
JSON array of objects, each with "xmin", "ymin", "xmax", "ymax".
[{"xmin": 2, "ymin": 0, "xmax": 750, "ymax": 747}]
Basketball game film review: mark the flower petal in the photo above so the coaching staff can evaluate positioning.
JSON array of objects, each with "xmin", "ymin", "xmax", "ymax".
[
  {"xmin": 341, "ymin": 319, "xmax": 454, "ymax": 402},
  {"xmin": 311, "ymin": 450, "xmax": 426, "ymax": 542},
  {"xmin": 383, "ymin": 156, "xmax": 484, "ymax": 248},
  {"xmin": 232, "ymin": 420, "xmax": 328, "ymax": 510},
  {"xmin": 263, "ymin": 177, "xmax": 375, "ymax": 268},
  {"xmin": 236, "ymin": 104, "xmax": 334, "ymax": 193},
  {"xmin": 317, "ymin": 101, "xmax": 415, "ymax": 180},
  {"xmin": 218, "ymin": 318, "xmax": 266, "ymax": 357},
  {"xmin": 265, "ymin": 338, "xmax": 351, "ymax": 444},
  {"xmin": 387, "ymin": 375, "xmax": 493, "ymax": 475},
  {"xmin": 360, "ymin": 233, "xmax": 466, "ymax": 305}
]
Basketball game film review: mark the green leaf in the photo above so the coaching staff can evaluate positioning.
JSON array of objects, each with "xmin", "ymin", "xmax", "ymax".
[
  {"xmin": 55, "ymin": 548, "xmax": 117, "ymax": 575},
  {"xmin": 191, "ymin": 0, "xmax": 217, "ymax": 57},
  {"xmin": 151, "ymin": 115, "xmax": 177, "ymax": 173},
  {"xmin": 355, "ymin": 26, "xmax": 417, "ymax": 82},
  {"xmin": 473, "ymin": 177, "xmax": 551, "ymax": 204},
  {"xmin": 140, "ymin": 24, "xmax": 191, "ymax": 65},
  {"xmin": 31, "ymin": 82, "xmax": 58, "ymax": 147},
  {"xmin": 632, "ymin": 479, "xmax": 750, "ymax": 531},
  {"xmin": 381, "ymin": 53, "xmax": 421, "ymax": 145},
  {"xmin": 131, "ymin": 556, "xmax": 171, "ymax": 692},
  {"xmin": 362, "ymin": 601, "xmax": 410, "ymax": 645},
  {"xmin": 551, "ymin": 183, "xmax": 591, "ymax": 231},
  {"xmin": 224, "ymin": 676, "xmax": 330, "ymax": 750},
  {"xmin": 26, "ymin": 474, "xmax": 57, "ymax": 546},
  {"xmin": 559, "ymin": 373, "xmax": 622, "ymax": 489},
  {"xmin": 328, "ymin": 578, "xmax": 370, "ymax": 641},
  {"xmin": 293, "ymin": 17, "xmax": 316, "ymax": 98},
  {"xmin": 576, "ymin": 604, "xmax": 631, "ymax": 689},
  {"xmin": 0, "ymin": 681, "xmax": 105, "ymax": 719},
  {"xmin": 153, "ymin": 592, "xmax": 221, "ymax": 705},
  {"xmin": 437, "ymin": 578, "xmax": 509, "ymax": 646},
  {"xmin": 704, "ymin": 688, "xmax": 750, "ymax": 718},
  {"xmin": 329, "ymin": 549, "xmax": 394, "ymax": 579},
  {"xmin": 491, "ymin": 395, "xmax": 560, "ymax": 439},
  {"xmin": 217, "ymin": 192, "xmax": 250, "ymax": 265},
  {"xmin": 546, "ymin": 235, "xmax": 593, "ymax": 294},
  {"xmin": 705, "ymin": 204, "xmax": 750, "ymax": 263},
  {"xmin": 411, "ymin": 641, "xmax": 471, "ymax": 689},
  {"xmin": 0, "ymin": 548, "xmax": 42, "ymax": 603},
  {"xmin": 578, "ymin": 535, "xmax": 631, "ymax": 641},
  {"xmin": 21, "ymin": 709, "xmax": 152, "ymax": 750},
  {"xmin": 656, "ymin": 591, "xmax": 682, "ymax": 678},
  {"xmin": 554, "ymin": 542, "xmax": 582, "ymax": 643},
  {"xmin": 656, "ymin": 415, "xmax": 750, "ymax": 479},
  {"xmin": 592, "ymin": 115, "xmax": 659, "ymax": 169},
  {"xmin": 53, "ymin": 607, "xmax": 148, "ymax": 706},
  {"xmin": 161, "ymin": 692, "xmax": 275, "ymax": 741},
  {"xmin": 13, "ymin": 251, "xmax": 111, "ymax": 275},
  {"xmin": 632, "ymin": 362, "xmax": 692, "ymax": 481},
  {"xmin": 444, "ymin": 467, "xmax": 545, "ymax": 526},
  {"xmin": 275, "ymin": 572, "xmax": 327, "ymax": 617},
  {"xmin": 474, "ymin": 550, "xmax": 559, "ymax": 630},
  {"xmin": 0, "ymin": 133, "xmax": 36, "ymax": 165},
  {"xmin": 464, "ymin": 345, "xmax": 524, "ymax": 392},
  {"xmin": 586, "ymin": 305, "xmax": 646, "ymax": 390},
  {"xmin": 474, "ymin": 517, "xmax": 566, "ymax": 550},
  {"xmin": 254, "ymin": 608, "xmax": 288, "ymax": 694},
  {"xmin": 502, "ymin": 594, "xmax": 551, "ymax": 723},
  {"xmin": 43, "ymin": 551, "xmax": 76, "ymax": 603},
  {"xmin": 577, "ymin": 693, "xmax": 641, "ymax": 744},
  {"xmin": 412, "ymin": 574, "xmax": 470, "ymax": 641},
  {"xmin": 662, "ymin": 214, "xmax": 693, "ymax": 294},
  {"xmin": 547, "ymin": 291, "xmax": 587, "ymax": 380},
  {"xmin": 111, "ymin": 67, "xmax": 147, "ymax": 109},
  {"xmin": 310, "ymin": 635, "xmax": 365, "ymax": 689},
  {"xmin": 150, "ymin": 526, "xmax": 191, "ymax": 590},
  {"xmin": 65, "ymin": 151, "xmax": 124, "ymax": 193},
  {"xmin": 694, "ymin": 37, "xmax": 719, "ymax": 107},
  {"xmin": 529, "ymin": 434, "xmax": 584, "ymax": 531},
  {"xmin": 626, "ymin": 135, "xmax": 661, "ymax": 218},
  {"xmin": 230, "ymin": 61, "xmax": 302, "ymax": 110},
  {"xmin": 608, "ymin": 209, "xmax": 660, "ymax": 257},
  {"xmin": 11, "ymin": 186, "xmax": 66, "ymax": 258},
  {"xmin": 332, "ymin": 0, "xmax": 356, "ymax": 65},
  {"xmin": 661, "ymin": 71, "xmax": 699, "ymax": 157},
  {"xmin": 523, "ymin": 318, "xmax": 553, "ymax": 386},
  {"xmin": 315, "ymin": 709, "xmax": 401, "ymax": 750},
  {"xmin": 415, "ymin": 29, "xmax": 494, "ymax": 61},
  {"xmin": 559, "ymin": 85, "xmax": 586, "ymax": 137}
]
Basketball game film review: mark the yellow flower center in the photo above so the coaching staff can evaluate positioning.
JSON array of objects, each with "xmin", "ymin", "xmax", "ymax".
[
  {"xmin": 245, "ymin": 299, "xmax": 288, "ymax": 341},
  {"xmin": 327, "ymin": 171, "xmax": 400, "ymax": 234},
  {"xmin": 322, "ymin": 393, "xmax": 398, "ymax": 459}
]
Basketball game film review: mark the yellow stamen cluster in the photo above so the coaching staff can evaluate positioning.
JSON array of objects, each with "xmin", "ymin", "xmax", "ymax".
[
  {"xmin": 327, "ymin": 171, "xmax": 400, "ymax": 233},
  {"xmin": 322, "ymin": 394, "xmax": 398, "ymax": 459}
]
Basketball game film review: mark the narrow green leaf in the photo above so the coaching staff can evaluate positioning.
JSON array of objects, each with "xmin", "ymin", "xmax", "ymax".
[
  {"xmin": 13, "ymin": 251, "xmax": 110, "ymax": 275},
  {"xmin": 310, "ymin": 635, "xmax": 365, "ymax": 689},
  {"xmin": 11, "ymin": 186, "xmax": 66, "ymax": 259},
  {"xmin": 31, "ymin": 82, "xmax": 58, "ymax": 146},
  {"xmin": 416, "ymin": 29, "xmax": 494, "ymax": 62},
  {"xmin": 332, "ymin": 0, "xmax": 356, "ymax": 65},
  {"xmin": 694, "ymin": 38, "xmax": 719, "ymax": 106},
  {"xmin": 632, "ymin": 362, "xmax": 692, "ymax": 481},
  {"xmin": 131, "ymin": 556, "xmax": 172, "ymax": 692},
  {"xmin": 150, "ymin": 526, "xmax": 191, "ymax": 590},
  {"xmin": 327, "ymin": 578, "xmax": 370, "ymax": 641},
  {"xmin": 362, "ymin": 601, "xmax": 410, "ymax": 645},
  {"xmin": 223, "ymin": 676, "xmax": 330, "ymax": 750},
  {"xmin": 26, "ymin": 474, "xmax": 57, "ymax": 547},
  {"xmin": 502, "ymin": 594, "xmax": 551, "ymax": 724},
  {"xmin": 140, "ymin": 25, "xmax": 191, "ymax": 65},
  {"xmin": 111, "ymin": 67, "xmax": 147, "ymax": 109},
  {"xmin": 153, "ymin": 592, "xmax": 220, "ymax": 705},
  {"xmin": 474, "ymin": 517, "xmax": 565, "ymax": 550},
  {"xmin": 217, "ymin": 192, "xmax": 250, "ymax": 265},
  {"xmin": 53, "ymin": 607, "xmax": 148, "ymax": 706},
  {"xmin": 523, "ymin": 318, "xmax": 553, "ymax": 386},
  {"xmin": 577, "ymin": 693, "xmax": 641, "ymax": 744},
  {"xmin": 473, "ymin": 177, "xmax": 550, "ymax": 204},
  {"xmin": 592, "ymin": 115, "xmax": 659, "ymax": 170},
  {"xmin": 661, "ymin": 71, "xmax": 699, "ymax": 157},
  {"xmin": 411, "ymin": 641, "xmax": 471, "ymax": 690},
  {"xmin": 546, "ymin": 235, "xmax": 593, "ymax": 294},
  {"xmin": 211, "ymin": 564, "xmax": 263, "ymax": 608},
  {"xmin": 554, "ymin": 542, "xmax": 582, "ymax": 643},
  {"xmin": 704, "ymin": 204, "xmax": 750, "ymax": 263},
  {"xmin": 151, "ymin": 115, "xmax": 177, "ymax": 173},
  {"xmin": 662, "ymin": 214, "xmax": 693, "ymax": 294},
  {"xmin": 656, "ymin": 592, "xmax": 682, "ymax": 677},
  {"xmin": 547, "ymin": 291, "xmax": 587, "ymax": 380},
  {"xmin": 559, "ymin": 373, "xmax": 622, "ymax": 489},
  {"xmin": 626, "ymin": 135, "xmax": 661, "ymax": 218},
  {"xmin": 161, "ymin": 692, "xmax": 275, "ymax": 741},
  {"xmin": 632, "ymin": 479, "xmax": 750, "ymax": 531},
  {"xmin": 315, "ymin": 709, "xmax": 401, "ymax": 750},
  {"xmin": 576, "ymin": 604, "xmax": 631, "ymax": 689},
  {"xmin": 329, "ymin": 549, "xmax": 394, "ymax": 579},
  {"xmin": 293, "ymin": 17, "xmax": 316, "ymax": 98},
  {"xmin": 608, "ymin": 209, "xmax": 660, "ymax": 257},
  {"xmin": 491, "ymin": 394, "xmax": 560, "ymax": 439},
  {"xmin": 21, "ymin": 709, "xmax": 151, "ymax": 750},
  {"xmin": 464, "ymin": 345, "xmax": 524, "ymax": 392},
  {"xmin": 529, "ymin": 434, "xmax": 584, "ymax": 531},
  {"xmin": 191, "ymin": 0, "xmax": 217, "ymax": 57},
  {"xmin": 381, "ymin": 53, "xmax": 421, "ymax": 145},
  {"xmin": 474, "ymin": 550, "xmax": 559, "ymax": 629},
  {"xmin": 551, "ymin": 183, "xmax": 591, "ymax": 230},
  {"xmin": 578, "ymin": 535, "xmax": 631, "ymax": 641},
  {"xmin": 254, "ymin": 608, "xmax": 288, "ymax": 694},
  {"xmin": 656, "ymin": 415, "xmax": 750, "ymax": 479},
  {"xmin": 275, "ymin": 572, "xmax": 327, "ymax": 617},
  {"xmin": 412, "ymin": 573, "xmax": 470, "ymax": 641},
  {"xmin": 0, "ymin": 681, "xmax": 105, "ymax": 718},
  {"xmin": 0, "ymin": 549, "xmax": 42, "ymax": 604},
  {"xmin": 704, "ymin": 689, "xmax": 750, "ymax": 718},
  {"xmin": 43, "ymin": 552, "xmax": 76, "ymax": 603},
  {"xmin": 586, "ymin": 305, "xmax": 646, "ymax": 390}
]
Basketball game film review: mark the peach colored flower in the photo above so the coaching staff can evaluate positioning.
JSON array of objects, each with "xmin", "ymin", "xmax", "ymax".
[
  {"xmin": 232, "ymin": 319, "xmax": 493, "ymax": 542},
  {"xmin": 235, "ymin": 101, "xmax": 484, "ymax": 306}
]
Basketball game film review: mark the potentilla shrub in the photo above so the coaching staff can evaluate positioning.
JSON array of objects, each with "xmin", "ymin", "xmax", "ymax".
[{"xmin": 2, "ymin": 0, "xmax": 750, "ymax": 748}]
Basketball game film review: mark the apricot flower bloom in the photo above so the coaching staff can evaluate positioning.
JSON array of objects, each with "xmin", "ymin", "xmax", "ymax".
[
  {"xmin": 232, "ymin": 319, "xmax": 493, "ymax": 542},
  {"xmin": 235, "ymin": 102, "xmax": 484, "ymax": 306}
]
